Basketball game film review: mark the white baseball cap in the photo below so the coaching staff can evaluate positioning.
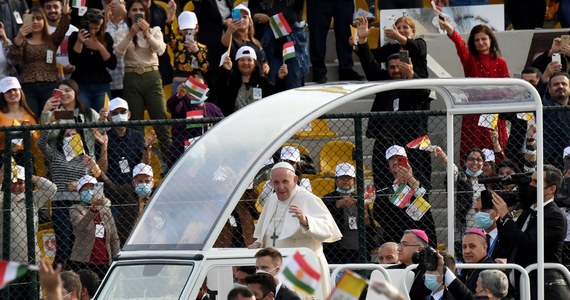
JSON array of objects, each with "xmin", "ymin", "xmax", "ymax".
[
  {"xmin": 234, "ymin": 3, "xmax": 251, "ymax": 17},
  {"xmin": 235, "ymin": 46, "xmax": 257, "ymax": 61},
  {"xmin": 77, "ymin": 175, "xmax": 97, "ymax": 192},
  {"xmin": 108, "ymin": 97, "xmax": 129, "ymax": 112},
  {"xmin": 178, "ymin": 11, "xmax": 198, "ymax": 30},
  {"xmin": 280, "ymin": 146, "xmax": 300, "ymax": 162},
  {"xmin": 0, "ymin": 77, "xmax": 21, "ymax": 93},
  {"xmin": 133, "ymin": 163, "xmax": 153, "ymax": 177},
  {"xmin": 482, "ymin": 148, "xmax": 495, "ymax": 162},
  {"xmin": 564, "ymin": 146, "xmax": 570, "ymax": 159},
  {"xmin": 385, "ymin": 145, "xmax": 407, "ymax": 160},
  {"xmin": 335, "ymin": 163, "xmax": 356, "ymax": 178}
]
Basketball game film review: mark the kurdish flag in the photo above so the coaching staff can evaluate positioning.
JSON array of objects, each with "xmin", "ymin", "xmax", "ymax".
[
  {"xmin": 277, "ymin": 251, "xmax": 320, "ymax": 295},
  {"xmin": 269, "ymin": 13, "xmax": 292, "ymax": 39},
  {"xmin": 327, "ymin": 271, "xmax": 367, "ymax": 300},
  {"xmin": 184, "ymin": 76, "xmax": 209, "ymax": 100},
  {"xmin": 389, "ymin": 184, "xmax": 414, "ymax": 208},
  {"xmin": 0, "ymin": 261, "xmax": 30, "ymax": 289},
  {"xmin": 283, "ymin": 41, "xmax": 295, "ymax": 62},
  {"xmin": 71, "ymin": 0, "xmax": 86, "ymax": 8}
]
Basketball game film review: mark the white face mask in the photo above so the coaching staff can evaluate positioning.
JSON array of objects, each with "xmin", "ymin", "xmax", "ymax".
[{"xmin": 111, "ymin": 113, "xmax": 129, "ymax": 122}]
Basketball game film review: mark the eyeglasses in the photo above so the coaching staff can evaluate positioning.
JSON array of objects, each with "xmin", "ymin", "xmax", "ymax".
[
  {"xmin": 398, "ymin": 242, "xmax": 420, "ymax": 247},
  {"xmin": 467, "ymin": 157, "xmax": 484, "ymax": 162}
]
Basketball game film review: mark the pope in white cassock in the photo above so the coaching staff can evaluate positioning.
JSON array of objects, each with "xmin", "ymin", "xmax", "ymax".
[{"xmin": 249, "ymin": 162, "xmax": 342, "ymax": 296}]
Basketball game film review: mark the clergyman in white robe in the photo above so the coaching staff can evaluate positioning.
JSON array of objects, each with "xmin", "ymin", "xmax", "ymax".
[{"xmin": 253, "ymin": 185, "xmax": 342, "ymax": 297}]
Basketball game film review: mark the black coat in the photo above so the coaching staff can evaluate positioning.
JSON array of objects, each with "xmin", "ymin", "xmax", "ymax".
[{"xmin": 275, "ymin": 284, "xmax": 301, "ymax": 300}]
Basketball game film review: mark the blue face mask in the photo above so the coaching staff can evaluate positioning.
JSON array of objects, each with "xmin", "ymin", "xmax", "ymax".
[
  {"xmin": 190, "ymin": 96, "xmax": 208, "ymax": 105},
  {"xmin": 81, "ymin": 190, "xmax": 93, "ymax": 204},
  {"xmin": 466, "ymin": 169, "xmax": 483, "ymax": 177},
  {"xmin": 423, "ymin": 274, "xmax": 442, "ymax": 292},
  {"xmin": 336, "ymin": 187, "xmax": 355, "ymax": 194},
  {"xmin": 475, "ymin": 212, "xmax": 494, "ymax": 230},
  {"xmin": 135, "ymin": 183, "xmax": 153, "ymax": 197}
]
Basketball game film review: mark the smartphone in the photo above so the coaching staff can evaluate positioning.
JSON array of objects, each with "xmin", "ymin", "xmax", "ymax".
[
  {"xmin": 231, "ymin": 8, "xmax": 242, "ymax": 21},
  {"xmin": 562, "ymin": 34, "xmax": 570, "ymax": 45},
  {"xmin": 53, "ymin": 110, "xmax": 74, "ymax": 120},
  {"xmin": 79, "ymin": 20, "xmax": 90, "ymax": 36},
  {"xmin": 185, "ymin": 31, "xmax": 194, "ymax": 42},
  {"xmin": 112, "ymin": 0, "xmax": 120, "ymax": 4},
  {"xmin": 23, "ymin": 14, "xmax": 33, "ymax": 26},
  {"xmin": 438, "ymin": 15, "xmax": 445, "ymax": 21},
  {"xmin": 398, "ymin": 156, "xmax": 408, "ymax": 169},
  {"xmin": 480, "ymin": 190, "xmax": 494, "ymax": 210},
  {"xmin": 134, "ymin": 12, "xmax": 144, "ymax": 22},
  {"xmin": 399, "ymin": 50, "xmax": 410, "ymax": 64},
  {"xmin": 52, "ymin": 89, "xmax": 62, "ymax": 99},
  {"xmin": 552, "ymin": 53, "xmax": 562, "ymax": 64}
]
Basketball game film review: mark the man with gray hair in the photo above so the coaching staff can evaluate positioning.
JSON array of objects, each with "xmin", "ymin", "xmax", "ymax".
[
  {"xmin": 248, "ymin": 162, "xmax": 342, "ymax": 296},
  {"xmin": 476, "ymin": 270, "xmax": 509, "ymax": 300},
  {"xmin": 378, "ymin": 242, "xmax": 399, "ymax": 264}
]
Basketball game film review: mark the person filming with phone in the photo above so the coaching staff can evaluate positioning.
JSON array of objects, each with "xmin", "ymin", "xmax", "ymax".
[
  {"xmin": 372, "ymin": 145, "xmax": 436, "ymax": 247},
  {"xmin": 165, "ymin": 11, "xmax": 208, "ymax": 93}
]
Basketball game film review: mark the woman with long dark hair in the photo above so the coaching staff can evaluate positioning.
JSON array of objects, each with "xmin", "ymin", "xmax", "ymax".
[
  {"xmin": 439, "ymin": 20, "xmax": 510, "ymax": 162},
  {"xmin": 40, "ymin": 79, "xmax": 104, "ymax": 158},
  {"xmin": 69, "ymin": 8, "xmax": 117, "ymax": 111},
  {"xmin": 8, "ymin": 5, "xmax": 70, "ymax": 116}
]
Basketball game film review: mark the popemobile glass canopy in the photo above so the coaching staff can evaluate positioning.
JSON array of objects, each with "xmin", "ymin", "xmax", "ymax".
[{"xmin": 124, "ymin": 78, "xmax": 540, "ymax": 252}]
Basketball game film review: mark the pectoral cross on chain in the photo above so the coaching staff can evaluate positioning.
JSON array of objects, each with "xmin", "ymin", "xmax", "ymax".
[{"xmin": 270, "ymin": 231, "xmax": 278, "ymax": 246}]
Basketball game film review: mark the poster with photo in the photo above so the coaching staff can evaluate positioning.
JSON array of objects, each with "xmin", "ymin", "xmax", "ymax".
[{"xmin": 379, "ymin": 4, "xmax": 504, "ymax": 46}]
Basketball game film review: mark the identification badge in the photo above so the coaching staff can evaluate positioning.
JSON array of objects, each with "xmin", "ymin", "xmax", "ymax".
[
  {"xmin": 393, "ymin": 98, "xmax": 399, "ymax": 111},
  {"xmin": 46, "ymin": 50, "xmax": 54, "ymax": 63},
  {"xmin": 13, "ymin": 11, "xmax": 22, "ymax": 24},
  {"xmin": 348, "ymin": 216, "xmax": 357, "ymax": 230},
  {"xmin": 119, "ymin": 158, "xmax": 130, "ymax": 174},
  {"xmin": 229, "ymin": 215, "xmax": 237, "ymax": 227},
  {"xmin": 253, "ymin": 87, "xmax": 262, "ymax": 100},
  {"xmin": 95, "ymin": 223, "xmax": 105, "ymax": 238},
  {"xmin": 191, "ymin": 58, "xmax": 200, "ymax": 70},
  {"xmin": 11, "ymin": 138, "xmax": 22, "ymax": 146}
]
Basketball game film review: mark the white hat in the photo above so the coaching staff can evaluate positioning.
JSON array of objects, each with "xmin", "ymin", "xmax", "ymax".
[
  {"xmin": 77, "ymin": 175, "xmax": 97, "ymax": 192},
  {"xmin": 12, "ymin": 165, "xmax": 25, "ymax": 182},
  {"xmin": 234, "ymin": 3, "xmax": 251, "ymax": 17},
  {"xmin": 482, "ymin": 148, "xmax": 495, "ymax": 162},
  {"xmin": 335, "ymin": 163, "xmax": 356, "ymax": 178},
  {"xmin": 564, "ymin": 146, "xmax": 570, "ymax": 159},
  {"xmin": 385, "ymin": 145, "xmax": 407, "ymax": 160},
  {"xmin": 178, "ymin": 11, "xmax": 198, "ymax": 30},
  {"xmin": 280, "ymin": 146, "xmax": 300, "ymax": 162},
  {"xmin": 108, "ymin": 97, "xmax": 129, "ymax": 111},
  {"xmin": 133, "ymin": 163, "xmax": 153, "ymax": 177},
  {"xmin": 235, "ymin": 46, "xmax": 257, "ymax": 61},
  {"xmin": 0, "ymin": 77, "xmax": 21, "ymax": 93},
  {"xmin": 271, "ymin": 161, "xmax": 296, "ymax": 173}
]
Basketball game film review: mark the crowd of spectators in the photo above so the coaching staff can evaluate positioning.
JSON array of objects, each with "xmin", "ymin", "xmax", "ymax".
[{"xmin": 0, "ymin": 0, "xmax": 569, "ymax": 298}]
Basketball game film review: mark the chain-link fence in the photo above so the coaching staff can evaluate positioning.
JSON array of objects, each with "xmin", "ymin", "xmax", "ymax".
[{"xmin": 1, "ymin": 107, "xmax": 570, "ymax": 298}]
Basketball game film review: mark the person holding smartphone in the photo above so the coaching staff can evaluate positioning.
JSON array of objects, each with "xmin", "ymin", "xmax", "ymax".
[
  {"xmin": 68, "ymin": 8, "xmax": 117, "ymax": 112},
  {"xmin": 114, "ymin": 0, "xmax": 171, "ymax": 160},
  {"xmin": 165, "ymin": 11, "xmax": 208, "ymax": 94},
  {"xmin": 8, "ymin": 4, "xmax": 71, "ymax": 117}
]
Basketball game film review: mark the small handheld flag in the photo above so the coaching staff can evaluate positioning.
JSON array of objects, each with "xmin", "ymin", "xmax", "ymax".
[
  {"xmin": 184, "ymin": 76, "xmax": 209, "ymax": 101},
  {"xmin": 478, "ymin": 114, "xmax": 499, "ymax": 130},
  {"xmin": 0, "ymin": 261, "xmax": 32, "ymax": 289},
  {"xmin": 406, "ymin": 135, "xmax": 437, "ymax": 152},
  {"xmin": 282, "ymin": 41, "xmax": 295, "ymax": 63},
  {"xmin": 269, "ymin": 13, "xmax": 292, "ymax": 39},
  {"xmin": 277, "ymin": 251, "xmax": 321, "ymax": 295},
  {"xmin": 327, "ymin": 271, "xmax": 367, "ymax": 300}
]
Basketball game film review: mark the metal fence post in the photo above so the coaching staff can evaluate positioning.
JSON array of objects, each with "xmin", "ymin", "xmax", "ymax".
[
  {"xmin": 2, "ymin": 132, "xmax": 12, "ymax": 298},
  {"xmin": 23, "ymin": 128, "xmax": 38, "ymax": 300},
  {"xmin": 353, "ymin": 116, "xmax": 367, "ymax": 263}
]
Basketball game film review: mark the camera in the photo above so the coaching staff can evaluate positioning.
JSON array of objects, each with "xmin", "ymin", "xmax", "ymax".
[{"xmin": 412, "ymin": 247, "xmax": 438, "ymax": 271}]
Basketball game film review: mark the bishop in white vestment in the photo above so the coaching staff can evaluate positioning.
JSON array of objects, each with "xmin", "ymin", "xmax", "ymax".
[{"xmin": 250, "ymin": 162, "xmax": 342, "ymax": 297}]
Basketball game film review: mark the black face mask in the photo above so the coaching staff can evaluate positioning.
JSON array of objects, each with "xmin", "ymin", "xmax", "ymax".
[{"xmin": 521, "ymin": 185, "xmax": 538, "ymax": 208}]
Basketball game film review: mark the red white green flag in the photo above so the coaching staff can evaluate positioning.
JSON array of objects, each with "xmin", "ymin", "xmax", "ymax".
[
  {"xmin": 389, "ymin": 184, "xmax": 414, "ymax": 208},
  {"xmin": 269, "ymin": 12, "xmax": 292, "ymax": 38},
  {"xmin": 406, "ymin": 135, "xmax": 436, "ymax": 152},
  {"xmin": 71, "ymin": 0, "xmax": 86, "ymax": 8},
  {"xmin": 0, "ymin": 261, "xmax": 30, "ymax": 289},
  {"xmin": 283, "ymin": 41, "xmax": 295, "ymax": 63},
  {"xmin": 277, "ymin": 251, "xmax": 320, "ymax": 295},
  {"xmin": 184, "ymin": 76, "xmax": 209, "ymax": 100}
]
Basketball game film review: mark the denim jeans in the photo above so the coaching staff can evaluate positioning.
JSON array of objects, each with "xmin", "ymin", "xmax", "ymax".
[
  {"xmin": 78, "ymin": 82, "xmax": 111, "ymax": 112},
  {"xmin": 52, "ymin": 201, "xmax": 74, "ymax": 267},
  {"xmin": 559, "ymin": 0, "xmax": 570, "ymax": 28}
]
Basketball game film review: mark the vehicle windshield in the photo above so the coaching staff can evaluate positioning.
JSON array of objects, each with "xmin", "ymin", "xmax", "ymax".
[{"xmin": 96, "ymin": 263, "xmax": 193, "ymax": 299}]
